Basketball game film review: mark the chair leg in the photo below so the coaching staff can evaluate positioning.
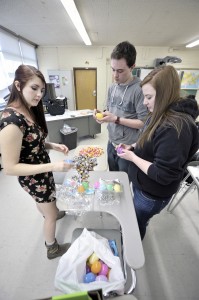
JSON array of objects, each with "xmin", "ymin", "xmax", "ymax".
[
  {"xmin": 167, "ymin": 181, "xmax": 195, "ymax": 213},
  {"xmin": 167, "ymin": 174, "xmax": 190, "ymax": 212}
]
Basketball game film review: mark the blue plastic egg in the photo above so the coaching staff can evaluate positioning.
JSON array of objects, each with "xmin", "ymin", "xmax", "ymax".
[{"xmin": 83, "ymin": 272, "xmax": 96, "ymax": 283}]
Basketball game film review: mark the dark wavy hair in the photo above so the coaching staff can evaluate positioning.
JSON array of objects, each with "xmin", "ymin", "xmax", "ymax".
[
  {"xmin": 111, "ymin": 41, "xmax": 137, "ymax": 67},
  {"xmin": 8, "ymin": 64, "xmax": 48, "ymax": 134}
]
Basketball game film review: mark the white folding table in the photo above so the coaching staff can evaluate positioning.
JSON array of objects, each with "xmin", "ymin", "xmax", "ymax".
[{"xmin": 56, "ymin": 171, "xmax": 145, "ymax": 270}]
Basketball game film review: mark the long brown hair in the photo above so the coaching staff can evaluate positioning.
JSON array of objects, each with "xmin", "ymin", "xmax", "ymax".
[
  {"xmin": 8, "ymin": 64, "xmax": 48, "ymax": 134},
  {"xmin": 137, "ymin": 65, "xmax": 194, "ymax": 147}
]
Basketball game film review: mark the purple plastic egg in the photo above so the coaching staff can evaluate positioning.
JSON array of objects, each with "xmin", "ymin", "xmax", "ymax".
[
  {"xmin": 117, "ymin": 146, "xmax": 124, "ymax": 154},
  {"xmin": 86, "ymin": 265, "xmax": 91, "ymax": 274},
  {"xmin": 83, "ymin": 272, "xmax": 96, "ymax": 283},
  {"xmin": 99, "ymin": 263, "xmax": 109, "ymax": 276},
  {"xmin": 95, "ymin": 275, "xmax": 108, "ymax": 282}
]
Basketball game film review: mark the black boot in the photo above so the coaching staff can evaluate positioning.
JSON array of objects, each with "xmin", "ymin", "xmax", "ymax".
[
  {"xmin": 56, "ymin": 211, "xmax": 66, "ymax": 220},
  {"xmin": 45, "ymin": 239, "xmax": 70, "ymax": 260}
]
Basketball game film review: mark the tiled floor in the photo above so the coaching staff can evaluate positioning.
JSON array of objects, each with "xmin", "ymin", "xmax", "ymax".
[{"xmin": 0, "ymin": 124, "xmax": 199, "ymax": 300}]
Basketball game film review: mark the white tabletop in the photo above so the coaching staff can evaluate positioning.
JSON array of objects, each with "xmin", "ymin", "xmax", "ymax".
[
  {"xmin": 74, "ymin": 145, "xmax": 108, "ymax": 171},
  {"xmin": 57, "ymin": 171, "xmax": 145, "ymax": 270},
  {"xmin": 45, "ymin": 109, "xmax": 93, "ymax": 122}
]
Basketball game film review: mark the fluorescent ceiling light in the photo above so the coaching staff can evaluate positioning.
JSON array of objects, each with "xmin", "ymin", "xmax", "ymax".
[
  {"xmin": 186, "ymin": 40, "xmax": 199, "ymax": 48},
  {"xmin": 60, "ymin": 0, "xmax": 92, "ymax": 46}
]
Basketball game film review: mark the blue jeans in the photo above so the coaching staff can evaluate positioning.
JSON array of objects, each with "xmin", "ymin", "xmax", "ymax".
[
  {"xmin": 107, "ymin": 141, "xmax": 130, "ymax": 173},
  {"xmin": 133, "ymin": 187, "xmax": 171, "ymax": 240}
]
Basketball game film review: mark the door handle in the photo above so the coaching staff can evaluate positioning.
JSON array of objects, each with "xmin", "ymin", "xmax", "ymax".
[{"xmin": 92, "ymin": 90, "xmax": 96, "ymax": 96}]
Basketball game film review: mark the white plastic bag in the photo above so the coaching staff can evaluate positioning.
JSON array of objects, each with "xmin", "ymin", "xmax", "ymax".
[{"xmin": 54, "ymin": 228, "xmax": 126, "ymax": 295}]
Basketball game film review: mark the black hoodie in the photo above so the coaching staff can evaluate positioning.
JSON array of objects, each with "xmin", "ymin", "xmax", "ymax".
[{"xmin": 128, "ymin": 98, "xmax": 199, "ymax": 199}]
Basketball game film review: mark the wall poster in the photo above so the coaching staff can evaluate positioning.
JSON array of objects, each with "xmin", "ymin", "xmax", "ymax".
[
  {"xmin": 49, "ymin": 75, "xmax": 60, "ymax": 88},
  {"xmin": 181, "ymin": 70, "xmax": 199, "ymax": 89}
]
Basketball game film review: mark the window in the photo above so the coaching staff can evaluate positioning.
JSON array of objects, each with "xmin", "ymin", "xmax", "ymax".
[{"xmin": 0, "ymin": 28, "xmax": 38, "ymax": 99}]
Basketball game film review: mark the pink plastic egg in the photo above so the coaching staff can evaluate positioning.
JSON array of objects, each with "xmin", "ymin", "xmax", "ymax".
[
  {"xmin": 94, "ymin": 181, "xmax": 100, "ymax": 189},
  {"xmin": 95, "ymin": 275, "xmax": 108, "ymax": 282},
  {"xmin": 99, "ymin": 263, "xmax": 109, "ymax": 276}
]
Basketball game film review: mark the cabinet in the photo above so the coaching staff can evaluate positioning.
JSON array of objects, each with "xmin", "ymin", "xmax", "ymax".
[{"xmin": 46, "ymin": 110, "xmax": 101, "ymax": 144}]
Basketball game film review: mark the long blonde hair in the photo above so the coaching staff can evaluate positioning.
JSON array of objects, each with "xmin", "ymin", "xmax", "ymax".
[{"xmin": 137, "ymin": 65, "xmax": 194, "ymax": 147}]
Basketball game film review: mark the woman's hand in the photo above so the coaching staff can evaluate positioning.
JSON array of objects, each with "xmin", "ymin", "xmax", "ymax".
[
  {"xmin": 117, "ymin": 148, "xmax": 135, "ymax": 162},
  {"xmin": 52, "ymin": 160, "xmax": 74, "ymax": 172},
  {"xmin": 116, "ymin": 143, "xmax": 132, "ymax": 151},
  {"xmin": 48, "ymin": 143, "xmax": 69, "ymax": 155}
]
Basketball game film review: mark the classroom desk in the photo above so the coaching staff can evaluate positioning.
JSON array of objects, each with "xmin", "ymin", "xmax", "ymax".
[
  {"xmin": 74, "ymin": 145, "xmax": 108, "ymax": 171},
  {"xmin": 45, "ymin": 110, "xmax": 101, "ymax": 144},
  {"xmin": 57, "ymin": 171, "xmax": 145, "ymax": 270}
]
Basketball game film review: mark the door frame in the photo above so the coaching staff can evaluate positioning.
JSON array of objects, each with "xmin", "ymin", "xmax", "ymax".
[{"xmin": 73, "ymin": 67, "xmax": 97, "ymax": 110}]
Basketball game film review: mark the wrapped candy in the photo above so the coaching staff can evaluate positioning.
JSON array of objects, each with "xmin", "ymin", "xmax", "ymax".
[{"xmin": 72, "ymin": 154, "xmax": 98, "ymax": 181}]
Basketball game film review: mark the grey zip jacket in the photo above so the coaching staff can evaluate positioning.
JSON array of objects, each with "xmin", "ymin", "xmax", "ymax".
[{"xmin": 106, "ymin": 76, "xmax": 148, "ymax": 145}]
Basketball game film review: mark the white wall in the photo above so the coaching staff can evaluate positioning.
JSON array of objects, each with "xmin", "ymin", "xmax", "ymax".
[{"xmin": 37, "ymin": 45, "xmax": 199, "ymax": 111}]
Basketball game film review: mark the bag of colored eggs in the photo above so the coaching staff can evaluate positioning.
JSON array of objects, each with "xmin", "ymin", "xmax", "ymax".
[
  {"xmin": 84, "ymin": 252, "xmax": 110, "ymax": 284},
  {"xmin": 55, "ymin": 228, "xmax": 125, "ymax": 296}
]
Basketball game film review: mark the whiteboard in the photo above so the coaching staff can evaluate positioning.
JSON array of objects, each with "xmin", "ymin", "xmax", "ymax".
[{"xmin": 140, "ymin": 69, "xmax": 153, "ymax": 80}]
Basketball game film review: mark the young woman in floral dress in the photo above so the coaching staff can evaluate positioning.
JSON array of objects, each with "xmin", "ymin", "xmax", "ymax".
[{"xmin": 0, "ymin": 65, "xmax": 73, "ymax": 259}]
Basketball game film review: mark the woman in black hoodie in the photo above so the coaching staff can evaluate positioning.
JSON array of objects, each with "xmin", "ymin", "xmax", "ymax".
[{"xmin": 117, "ymin": 65, "xmax": 199, "ymax": 240}]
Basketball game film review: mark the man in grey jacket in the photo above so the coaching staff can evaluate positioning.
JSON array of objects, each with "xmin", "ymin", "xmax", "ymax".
[{"xmin": 94, "ymin": 41, "xmax": 148, "ymax": 173}]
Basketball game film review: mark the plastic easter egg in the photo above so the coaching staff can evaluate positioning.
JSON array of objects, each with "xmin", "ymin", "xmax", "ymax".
[
  {"xmin": 114, "ymin": 183, "xmax": 121, "ymax": 192},
  {"xmin": 95, "ymin": 275, "xmax": 108, "ymax": 282},
  {"xmin": 117, "ymin": 146, "xmax": 124, "ymax": 154},
  {"xmin": 63, "ymin": 179, "xmax": 71, "ymax": 187},
  {"xmin": 86, "ymin": 264, "xmax": 91, "ymax": 274},
  {"xmin": 77, "ymin": 185, "xmax": 85, "ymax": 193},
  {"xmin": 106, "ymin": 184, "xmax": 114, "ymax": 191},
  {"xmin": 83, "ymin": 272, "xmax": 96, "ymax": 283},
  {"xmin": 64, "ymin": 159, "xmax": 74, "ymax": 164},
  {"xmin": 96, "ymin": 112, "xmax": 104, "ymax": 120},
  {"xmin": 82, "ymin": 181, "xmax": 89, "ymax": 190},
  {"xmin": 89, "ymin": 252, "xmax": 99, "ymax": 265},
  {"xmin": 99, "ymin": 263, "xmax": 109, "ymax": 276},
  {"xmin": 107, "ymin": 268, "xmax": 111, "ymax": 279},
  {"xmin": 99, "ymin": 183, "xmax": 106, "ymax": 191},
  {"xmin": 91, "ymin": 260, "xmax": 102, "ymax": 274},
  {"xmin": 85, "ymin": 188, "xmax": 95, "ymax": 195},
  {"xmin": 94, "ymin": 181, "xmax": 100, "ymax": 189}
]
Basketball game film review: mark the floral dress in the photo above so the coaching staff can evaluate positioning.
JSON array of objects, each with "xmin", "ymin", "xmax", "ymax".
[{"xmin": 0, "ymin": 108, "xmax": 56, "ymax": 203}]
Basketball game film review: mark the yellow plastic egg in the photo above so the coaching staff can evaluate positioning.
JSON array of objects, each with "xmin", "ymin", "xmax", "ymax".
[
  {"xmin": 96, "ymin": 113, "xmax": 104, "ymax": 120},
  {"xmin": 88, "ymin": 252, "xmax": 99, "ymax": 265},
  {"xmin": 114, "ymin": 184, "xmax": 121, "ymax": 192}
]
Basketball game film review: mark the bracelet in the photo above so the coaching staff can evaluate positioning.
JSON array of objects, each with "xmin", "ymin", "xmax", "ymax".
[{"xmin": 115, "ymin": 116, "xmax": 120, "ymax": 124}]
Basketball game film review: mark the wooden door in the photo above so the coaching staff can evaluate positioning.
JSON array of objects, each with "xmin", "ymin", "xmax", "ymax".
[{"xmin": 74, "ymin": 68, "xmax": 97, "ymax": 110}]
